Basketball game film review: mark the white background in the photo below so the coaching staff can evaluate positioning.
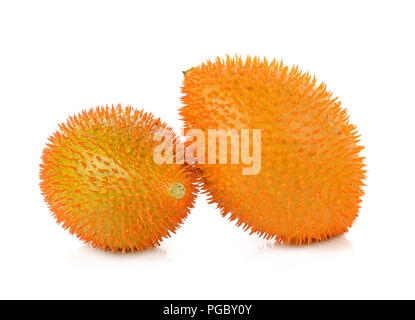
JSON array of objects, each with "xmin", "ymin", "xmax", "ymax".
[{"xmin": 0, "ymin": 0, "xmax": 414, "ymax": 299}]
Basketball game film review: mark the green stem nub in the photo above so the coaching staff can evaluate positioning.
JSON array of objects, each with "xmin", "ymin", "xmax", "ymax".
[{"xmin": 182, "ymin": 67, "xmax": 195, "ymax": 76}]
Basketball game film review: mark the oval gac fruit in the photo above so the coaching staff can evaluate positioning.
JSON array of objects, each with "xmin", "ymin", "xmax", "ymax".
[{"xmin": 180, "ymin": 56, "xmax": 366, "ymax": 245}]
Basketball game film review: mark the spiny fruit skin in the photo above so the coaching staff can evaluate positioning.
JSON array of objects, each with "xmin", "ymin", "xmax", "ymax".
[
  {"xmin": 180, "ymin": 55, "xmax": 366, "ymax": 245},
  {"xmin": 40, "ymin": 105, "xmax": 198, "ymax": 253}
]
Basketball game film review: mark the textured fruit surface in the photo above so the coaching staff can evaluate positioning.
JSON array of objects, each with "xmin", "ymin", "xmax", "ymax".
[
  {"xmin": 40, "ymin": 105, "xmax": 198, "ymax": 252},
  {"xmin": 180, "ymin": 56, "xmax": 365, "ymax": 244}
]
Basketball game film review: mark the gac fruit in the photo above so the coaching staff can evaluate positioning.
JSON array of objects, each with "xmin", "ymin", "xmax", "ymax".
[
  {"xmin": 180, "ymin": 56, "xmax": 365, "ymax": 244},
  {"xmin": 40, "ymin": 105, "xmax": 198, "ymax": 252}
]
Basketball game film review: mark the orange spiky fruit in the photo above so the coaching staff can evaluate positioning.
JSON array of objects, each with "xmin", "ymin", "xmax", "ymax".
[
  {"xmin": 180, "ymin": 56, "xmax": 366, "ymax": 244},
  {"xmin": 40, "ymin": 105, "xmax": 198, "ymax": 253}
]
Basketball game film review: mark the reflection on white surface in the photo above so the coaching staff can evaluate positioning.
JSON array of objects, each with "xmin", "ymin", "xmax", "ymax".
[
  {"xmin": 256, "ymin": 235, "xmax": 353, "ymax": 253},
  {"xmin": 65, "ymin": 245, "xmax": 170, "ymax": 266},
  {"xmin": 62, "ymin": 234, "xmax": 353, "ymax": 268}
]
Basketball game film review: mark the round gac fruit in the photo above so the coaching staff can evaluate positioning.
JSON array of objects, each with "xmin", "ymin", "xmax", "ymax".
[
  {"xmin": 180, "ymin": 56, "xmax": 366, "ymax": 245},
  {"xmin": 40, "ymin": 105, "xmax": 198, "ymax": 253}
]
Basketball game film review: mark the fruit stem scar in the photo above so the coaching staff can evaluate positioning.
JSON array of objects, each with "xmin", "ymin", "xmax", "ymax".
[{"xmin": 170, "ymin": 183, "xmax": 185, "ymax": 199}]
